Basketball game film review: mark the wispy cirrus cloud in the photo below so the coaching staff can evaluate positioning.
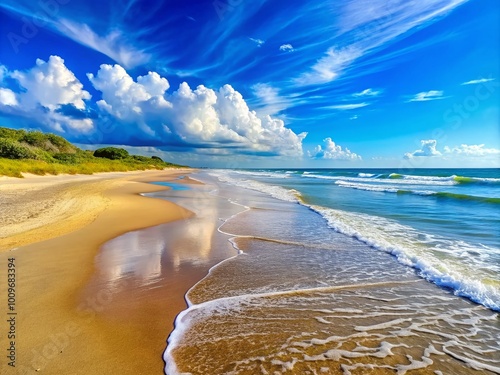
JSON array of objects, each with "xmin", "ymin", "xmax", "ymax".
[
  {"xmin": 353, "ymin": 88, "xmax": 381, "ymax": 97},
  {"xmin": 249, "ymin": 38, "xmax": 265, "ymax": 47},
  {"xmin": 295, "ymin": 0, "xmax": 469, "ymax": 86},
  {"xmin": 408, "ymin": 90, "xmax": 445, "ymax": 102},
  {"xmin": 0, "ymin": 65, "xmax": 7, "ymax": 82},
  {"xmin": 56, "ymin": 20, "xmax": 151, "ymax": 69},
  {"xmin": 0, "ymin": 2, "xmax": 151, "ymax": 69},
  {"xmin": 251, "ymin": 83, "xmax": 291, "ymax": 116},
  {"xmin": 324, "ymin": 102, "xmax": 369, "ymax": 110},
  {"xmin": 461, "ymin": 78, "xmax": 496, "ymax": 85},
  {"xmin": 295, "ymin": 47, "xmax": 362, "ymax": 86}
]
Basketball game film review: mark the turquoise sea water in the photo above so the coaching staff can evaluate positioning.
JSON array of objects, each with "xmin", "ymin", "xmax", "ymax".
[
  {"xmin": 165, "ymin": 168, "xmax": 500, "ymax": 374},
  {"xmin": 211, "ymin": 168, "xmax": 500, "ymax": 311}
]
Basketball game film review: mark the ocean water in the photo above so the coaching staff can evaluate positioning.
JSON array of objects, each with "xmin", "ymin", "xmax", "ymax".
[{"xmin": 165, "ymin": 168, "xmax": 500, "ymax": 375}]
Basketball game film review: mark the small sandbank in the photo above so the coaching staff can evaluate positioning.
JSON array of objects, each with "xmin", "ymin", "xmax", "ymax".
[{"xmin": 0, "ymin": 170, "xmax": 195, "ymax": 251}]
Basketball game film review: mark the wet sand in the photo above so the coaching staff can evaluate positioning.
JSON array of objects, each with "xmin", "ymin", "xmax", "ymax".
[{"xmin": 0, "ymin": 170, "xmax": 218, "ymax": 374}]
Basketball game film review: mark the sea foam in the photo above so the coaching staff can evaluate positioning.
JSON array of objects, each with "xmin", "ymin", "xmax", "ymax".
[
  {"xmin": 210, "ymin": 171, "xmax": 301, "ymax": 203},
  {"xmin": 211, "ymin": 171, "xmax": 500, "ymax": 311},
  {"xmin": 303, "ymin": 174, "xmax": 458, "ymax": 186},
  {"xmin": 306, "ymin": 204, "xmax": 500, "ymax": 312}
]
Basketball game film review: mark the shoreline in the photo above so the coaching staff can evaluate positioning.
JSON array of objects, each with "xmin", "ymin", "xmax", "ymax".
[{"xmin": 0, "ymin": 169, "xmax": 201, "ymax": 374}]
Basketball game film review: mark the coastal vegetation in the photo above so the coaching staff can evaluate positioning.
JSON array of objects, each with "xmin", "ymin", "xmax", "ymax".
[{"xmin": 0, "ymin": 127, "xmax": 184, "ymax": 177}]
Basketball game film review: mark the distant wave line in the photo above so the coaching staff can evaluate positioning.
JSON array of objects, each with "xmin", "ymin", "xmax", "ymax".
[{"xmin": 335, "ymin": 181, "xmax": 500, "ymax": 204}]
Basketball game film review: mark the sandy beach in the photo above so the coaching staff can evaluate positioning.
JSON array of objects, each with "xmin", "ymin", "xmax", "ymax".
[
  {"xmin": 3, "ymin": 168, "xmax": 498, "ymax": 375},
  {"xmin": 0, "ymin": 169, "xmax": 208, "ymax": 374}
]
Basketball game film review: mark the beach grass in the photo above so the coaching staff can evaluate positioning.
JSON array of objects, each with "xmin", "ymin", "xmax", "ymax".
[{"xmin": 0, "ymin": 126, "xmax": 185, "ymax": 177}]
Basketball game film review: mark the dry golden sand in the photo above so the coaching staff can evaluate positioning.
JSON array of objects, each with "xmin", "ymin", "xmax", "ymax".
[
  {"xmin": 0, "ymin": 171, "xmax": 197, "ymax": 251},
  {"xmin": 0, "ymin": 170, "xmax": 199, "ymax": 374}
]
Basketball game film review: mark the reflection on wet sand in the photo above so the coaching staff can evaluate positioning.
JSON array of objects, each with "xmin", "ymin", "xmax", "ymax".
[
  {"xmin": 92, "ymin": 183, "xmax": 235, "ymax": 291},
  {"xmin": 78, "ymin": 180, "xmax": 243, "ymax": 374}
]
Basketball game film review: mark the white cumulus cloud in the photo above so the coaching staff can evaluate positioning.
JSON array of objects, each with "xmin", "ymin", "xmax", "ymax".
[
  {"xmin": 88, "ymin": 64, "xmax": 170, "ymax": 120},
  {"xmin": 0, "ymin": 57, "xmax": 307, "ymax": 156},
  {"xmin": 12, "ymin": 55, "xmax": 91, "ymax": 111},
  {"xmin": 88, "ymin": 64, "xmax": 307, "ymax": 156},
  {"xmin": 444, "ymin": 144, "xmax": 500, "ymax": 156},
  {"xmin": 279, "ymin": 44, "xmax": 294, "ymax": 52},
  {"xmin": 404, "ymin": 139, "xmax": 442, "ymax": 159},
  {"xmin": 0, "ymin": 88, "xmax": 18, "ymax": 107},
  {"xmin": 309, "ymin": 137, "xmax": 361, "ymax": 160},
  {"xmin": 0, "ymin": 56, "xmax": 93, "ymax": 133},
  {"xmin": 404, "ymin": 140, "xmax": 500, "ymax": 161}
]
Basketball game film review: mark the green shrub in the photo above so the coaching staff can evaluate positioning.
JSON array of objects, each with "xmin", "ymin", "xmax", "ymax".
[
  {"xmin": 0, "ymin": 139, "xmax": 37, "ymax": 159},
  {"xmin": 53, "ymin": 153, "xmax": 79, "ymax": 164},
  {"xmin": 75, "ymin": 150, "xmax": 94, "ymax": 161},
  {"xmin": 18, "ymin": 130, "xmax": 76, "ymax": 153},
  {"xmin": 0, "ymin": 126, "xmax": 185, "ymax": 177},
  {"xmin": 46, "ymin": 133, "xmax": 76, "ymax": 153},
  {"xmin": 20, "ymin": 131, "xmax": 48, "ymax": 148},
  {"xmin": 93, "ymin": 147, "xmax": 129, "ymax": 160},
  {"xmin": 130, "ymin": 155, "xmax": 150, "ymax": 162},
  {"xmin": 31, "ymin": 148, "xmax": 56, "ymax": 162},
  {"xmin": 0, "ymin": 127, "xmax": 25, "ymax": 141}
]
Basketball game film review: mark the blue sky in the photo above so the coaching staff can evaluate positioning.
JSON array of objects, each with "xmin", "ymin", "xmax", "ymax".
[{"xmin": 0, "ymin": 0, "xmax": 498, "ymax": 168}]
